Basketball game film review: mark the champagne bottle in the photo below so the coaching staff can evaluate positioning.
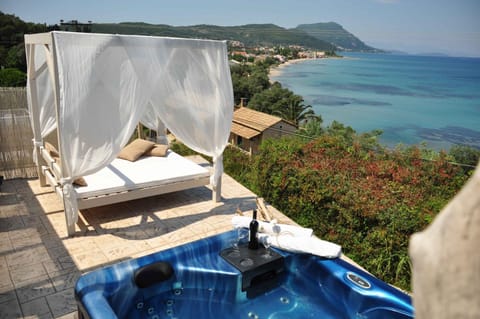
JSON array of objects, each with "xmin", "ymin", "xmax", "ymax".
[{"xmin": 248, "ymin": 209, "xmax": 259, "ymax": 250}]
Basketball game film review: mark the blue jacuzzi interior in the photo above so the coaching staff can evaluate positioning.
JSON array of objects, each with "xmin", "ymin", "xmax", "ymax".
[{"xmin": 75, "ymin": 231, "xmax": 413, "ymax": 319}]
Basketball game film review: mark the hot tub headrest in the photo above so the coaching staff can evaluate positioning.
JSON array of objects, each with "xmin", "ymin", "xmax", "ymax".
[{"xmin": 134, "ymin": 261, "xmax": 174, "ymax": 288}]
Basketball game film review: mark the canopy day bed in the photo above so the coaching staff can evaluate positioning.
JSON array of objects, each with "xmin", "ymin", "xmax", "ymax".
[{"xmin": 24, "ymin": 31, "xmax": 233, "ymax": 236}]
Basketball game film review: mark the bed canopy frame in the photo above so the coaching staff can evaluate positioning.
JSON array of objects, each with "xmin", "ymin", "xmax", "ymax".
[{"xmin": 25, "ymin": 31, "xmax": 233, "ymax": 236}]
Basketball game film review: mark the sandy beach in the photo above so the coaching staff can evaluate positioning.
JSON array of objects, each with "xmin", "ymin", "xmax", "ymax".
[
  {"xmin": 269, "ymin": 58, "xmax": 314, "ymax": 79},
  {"xmin": 269, "ymin": 56, "xmax": 346, "ymax": 79}
]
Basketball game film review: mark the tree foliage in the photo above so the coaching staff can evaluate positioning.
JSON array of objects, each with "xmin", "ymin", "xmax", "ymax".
[
  {"xmin": 247, "ymin": 82, "xmax": 314, "ymax": 126},
  {"xmin": 300, "ymin": 116, "xmax": 324, "ymax": 138},
  {"xmin": 273, "ymin": 95, "xmax": 314, "ymax": 126},
  {"xmin": 0, "ymin": 12, "xmax": 47, "ymax": 72},
  {"xmin": 0, "ymin": 12, "xmax": 49, "ymax": 87},
  {"xmin": 230, "ymin": 58, "xmax": 314, "ymax": 126},
  {"xmin": 448, "ymin": 145, "xmax": 480, "ymax": 169},
  {"xmin": 0, "ymin": 68, "xmax": 27, "ymax": 87},
  {"xmin": 230, "ymin": 63, "xmax": 271, "ymax": 105}
]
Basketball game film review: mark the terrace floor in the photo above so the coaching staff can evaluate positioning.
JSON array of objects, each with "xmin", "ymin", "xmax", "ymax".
[{"xmin": 0, "ymin": 156, "xmax": 300, "ymax": 318}]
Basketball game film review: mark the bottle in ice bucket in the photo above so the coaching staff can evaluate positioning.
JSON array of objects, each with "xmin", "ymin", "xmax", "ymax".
[{"xmin": 248, "ymin": 209, "xmax": 259, "ymax": 250}]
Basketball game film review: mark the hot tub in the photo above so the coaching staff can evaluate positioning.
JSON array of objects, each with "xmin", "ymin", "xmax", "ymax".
[{"xmin": 75, "ymin": 230, "xmax": 413, "ymax": 319}]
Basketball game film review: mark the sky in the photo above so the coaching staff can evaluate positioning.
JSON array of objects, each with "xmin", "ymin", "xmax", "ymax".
[{"xmin": 2, "ymin": 0, "xmax": 480, "ymax": 57}]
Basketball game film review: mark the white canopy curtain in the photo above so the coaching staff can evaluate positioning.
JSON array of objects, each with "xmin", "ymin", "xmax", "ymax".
[{"xmin": 25, "ymin": 31, "xmax": 233, "ymax": 233}]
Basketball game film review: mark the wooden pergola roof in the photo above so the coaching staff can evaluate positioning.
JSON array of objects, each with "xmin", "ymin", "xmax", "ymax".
[
  {"xmin": 231, "ymin": 122, "xmax": 261, "ymax": 139},
  {"xmin": 231, "ymin": 107, "xmax": 283, "ymax": 139}
]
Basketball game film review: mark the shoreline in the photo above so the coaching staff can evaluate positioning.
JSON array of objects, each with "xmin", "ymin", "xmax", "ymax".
[
  {"xmin": 269, "ymin": 58, "xmax": 314, "ymax": 79},
  {"xmin": 268, "ymin": 56, "xmax": 343, "ymax": 79}
]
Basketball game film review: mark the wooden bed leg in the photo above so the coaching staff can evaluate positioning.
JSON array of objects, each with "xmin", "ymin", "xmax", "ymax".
[
  {"xmin": 64, "ymin": 206, "xmax": 76, "ymax": 236},
  {"xmin": 212, "ymin": 175, "xmax": 222, "ymax": 202},
  {"xmin": 66, "ymin": 222, "xmax": 75, "ymax": 237},
  {"xmin": 37, "ymin": 146, "xmax": 47, "ymax": 187},
  {"xmin": 61, "ymin": 193, "xmax": 76, "ymax": 237},
  {"xmin": 37, "ymin": 163, "xmax": 47, "ymax": 187}
]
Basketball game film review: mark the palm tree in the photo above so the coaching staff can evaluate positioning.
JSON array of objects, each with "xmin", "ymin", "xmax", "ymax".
[
  {"xmin": 275, "ymin": 96, "xmax": 315, "ymax": 126},
  {"xmin": 300, "ymin": 115, "xmax": 324, "ymax": 138}
]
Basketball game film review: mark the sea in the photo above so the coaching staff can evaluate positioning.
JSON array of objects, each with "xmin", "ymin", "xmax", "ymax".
[{"xmin": 270, "ymin": 52, "xmax": 480, "ymax": 151}]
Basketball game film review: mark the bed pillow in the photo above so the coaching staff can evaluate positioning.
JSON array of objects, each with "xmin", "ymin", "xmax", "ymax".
[
  {"xmin": 45, "ymin": 142, "xmax": 60, "ymax": 158},
  {"xmin": 73, "ymin": 177, "xmax": 88, "ymax": 187},
  {"xmin": 117, "ymin": 139, "xmax": 155, "ymax": 162},
  {"xmin": 51, "ymin": 156, "xmax": 88, "ymax": 187},
  {"xmin": 145, "ymin": 144, "xmax": 169, "ymax": 157}
]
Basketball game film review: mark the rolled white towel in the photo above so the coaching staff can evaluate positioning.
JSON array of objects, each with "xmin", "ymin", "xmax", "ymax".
[
  {"xmin": 258, "ymin": 233, "xmax": 342, "ymax": 259},
  {"xmin": 232, "ymin": 216, "xmax": 313, "ymax": 237}
]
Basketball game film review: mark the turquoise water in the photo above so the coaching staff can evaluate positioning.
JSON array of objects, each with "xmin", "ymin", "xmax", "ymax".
[{"xmin": 271, "ymin": 53, "xmax": 480, "ymax": 150}]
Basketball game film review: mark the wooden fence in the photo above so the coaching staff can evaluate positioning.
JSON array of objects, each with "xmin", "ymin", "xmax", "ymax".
[
  {"xmin": 0, "ymin": 87, "xmax": 37, "ymax": 179},
  {"xmin": 0, "ymin": 87, "xmax": 28, "ymax": 110}
]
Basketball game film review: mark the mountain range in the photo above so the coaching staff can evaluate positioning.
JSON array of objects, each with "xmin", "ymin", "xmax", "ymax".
[{"xmin": 92, "ymin": 22, "xmax": 380, "ymax": 52}]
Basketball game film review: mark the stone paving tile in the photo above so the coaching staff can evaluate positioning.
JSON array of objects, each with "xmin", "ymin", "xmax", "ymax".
[
  {"xmin": 0, "ymin": 283, "xmax": 16, "ymax": 304},
  {"xmin": 188, "ymin": 219, "xmax": 219, "ymax": 235},
  {"xmin": 0, "ymin": 193, "xmax": 22, "ymax": 208},
  {"xmin": 46, "ymin": 289, "xmax": 77, "ymax": 318},
  {"xmin": 42, "ymin": 260, "xmax": 66, "ymax": 275},
  {"xmin": 57, "ymin": 256, "xmax": 75, "ymax": 271},
  {"xmin": 39, "ymin": 233, "xmax": 66, "ymax": 250},
  {"xmin": 142, "ymin": 222, "xmax": 170, "ymax": 239},
  {"xmin": 62, "ymin": 236, "xmax": 97, "ymax": 253},
  {"xmin": 101, "ymin": 240, "xmax": 153, "ymax": 262},
  {"xmin": 0, "ymin": 233, "xmax": 13, "ymax": 256},
  {"xmin": 158, "ymin": 226, "xmax": 201, "ymax": 245},
  {"xmin": 20, "ymin": 297, "xmax": 53, "ymax": 319},
  {"xmin": 108, "ymin": 228, "xmax": 151, "ymax": 241},
  {"xmin": 41, "ymin": 255, "xmax": 75, "ymax": 276},
  {"xmin": 15, "ymin": 275, "xmax": 56, "ymax": 304},
  {"xmin": 44, "ymin": 245, "xmax": 72, "ymax": 263},
  {"xmin": 0, "ymin": 255, "xmax": 10, "ymax": 273},
  {"xmin": 143, "ymin": 234, "xmax": 170, "ymax": 251},
  {"xmin": 50, "ymin": 270, "xmax": 81, "ymax": 292},
  {"xmin": 55, "ymin": 312, "xmax": 76, "ymax": 319},
  {"xmin": 10, "ymin": 263, "xmax": 48, "ymax": 286},
  {"xmin": 71, "ymin": 248, "xmax": 109, "ymax": 271},
  {"xmin": 20, "ymin": 215, "xmax": 50, "ymax": 236},
  {"xmin": 5, "ymin": 245, "xmax": 52, "ymax": 269},
  {"xmin": 0, "ymin": 212, "xmax": 25, "ymax": 232},
  {"xmin": 37, "ymin": 195, "xmax": 64, "ymax": 215},
  {"xmin": 0, "ymin": 298, "xmax": 23, "ymax": 319},
  {"xmin": 9, "ymin": 227, "xmax": 44, "ymax": 251},
  {"xmin": 42, "ymin": 214, "xmax": 69, "ymax": 238}
]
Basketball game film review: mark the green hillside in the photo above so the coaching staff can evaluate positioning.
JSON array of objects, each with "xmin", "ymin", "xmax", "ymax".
[
  {"xmin": 294, "ymin": 22, "xmax": 380, "ymax": 52},
  {"xmin": 92, "ymin": 22, "xmax": 336, "ymax": 50}
]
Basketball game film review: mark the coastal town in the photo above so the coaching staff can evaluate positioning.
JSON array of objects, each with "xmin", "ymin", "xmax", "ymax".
[{"xmin": 228, "ymin": 40, "xmax": 336, "ymax": 64}]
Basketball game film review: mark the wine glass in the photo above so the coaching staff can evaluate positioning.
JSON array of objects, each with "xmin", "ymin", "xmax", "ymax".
[
  {"xmin": 261, "ymin": 236, "xmax": 272, "ymax": 259},
  {"xmin": 237, "ymin": 227, "xmax": 248, "ymax": 246},
  {"xmin": 228, "ymin": 227, "xmax": 242, "ymax": 258},
  {"xmin": 231, "ymin": 227, "xmax": 248, "ymax": 249}
]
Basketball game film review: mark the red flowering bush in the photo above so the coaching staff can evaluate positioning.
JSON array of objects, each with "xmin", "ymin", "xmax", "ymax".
[{"xmin": 253, "ymin": 136, "xmax": 468, "ymax": 290}]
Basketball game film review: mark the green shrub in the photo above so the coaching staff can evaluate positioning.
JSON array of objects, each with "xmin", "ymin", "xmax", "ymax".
[
  {"xmin": 448, "ymin": 145, "xmax": 480, "ymax": 170},
  {"xmin": 222, "ymin": 145, "xmax": 256, "ymax": 191},
  {"xmin": 0, "ymin": 68, "xmax": 26, "ymax": 87},
  {"xmin": 169, "ymin": 141, "xmax": 201, "ymax": 157},
  {"xmin": 251, "ymin": 135, "xmax": 468, "ymax": 291}
]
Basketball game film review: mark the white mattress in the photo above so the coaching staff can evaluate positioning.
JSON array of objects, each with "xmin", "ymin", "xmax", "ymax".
[{"xmin": 74, "ymin": 151, "xmax": 210, "ymax": 198}]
